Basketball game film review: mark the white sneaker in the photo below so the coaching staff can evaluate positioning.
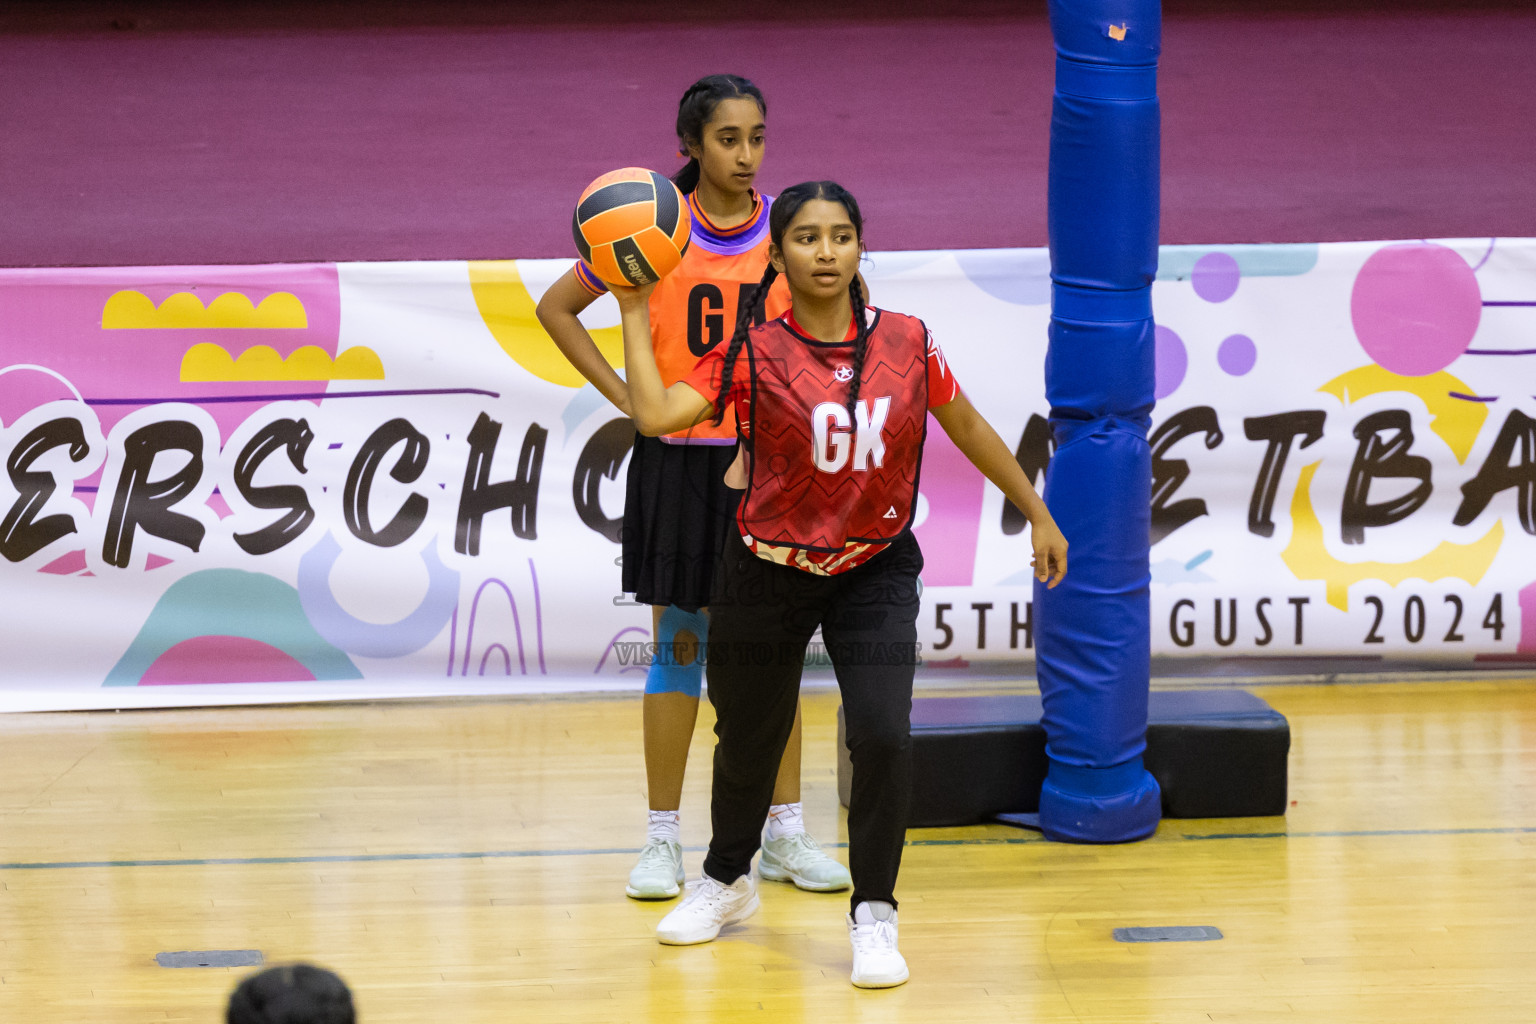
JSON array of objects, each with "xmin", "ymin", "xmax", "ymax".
[
  {"xmin": 656, "ymin": 874, "xmax": 760, "ymax": 945},
  {"xmin": 848, "ymin": 901, "xmax": 909, "ymax": 988},
  {"xmin": 626, "ymin": 839, "xmax": 685, "ymax": 900},
  {"xmin": 759, "ymin": 831, "xmax": 852, "ymax": 892}
]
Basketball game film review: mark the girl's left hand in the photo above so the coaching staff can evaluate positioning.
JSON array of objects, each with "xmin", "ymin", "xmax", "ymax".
[
  {"xmin": 722, "ymin": 446, "xmax": 748, "ymax": 489},
  {"xmin": 609, "ymin": 278, "xmax": 657, "ymax": 314},
  {"xmin": 1031, "ymin": 518, "xmax": 1069, "ymax": 589}
]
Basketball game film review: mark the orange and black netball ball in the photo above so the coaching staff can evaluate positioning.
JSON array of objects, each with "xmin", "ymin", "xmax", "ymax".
[{"xmin": 572, "ymin": 168, "xmax": 691, "ymax": 287}]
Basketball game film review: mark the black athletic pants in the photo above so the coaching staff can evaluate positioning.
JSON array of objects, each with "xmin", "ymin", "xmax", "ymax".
[{"xmin": 701, "ymin": 531, "xmax": 922, "ymax": 912}]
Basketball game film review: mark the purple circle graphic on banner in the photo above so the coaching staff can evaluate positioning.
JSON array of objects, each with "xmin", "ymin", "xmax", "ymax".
[
  {"xmin": 1191, "ymin": 252, "xmax": 1240, "ymax": 303},
  {"xmin": 298, "ymin": 532, "xmax": 460, "ymax": 658},
  {"xmin": 1351, "ymin": 242, "xmax": 1481, "ymax": 376},
  {"xmin": 1154, "ymin": 325, "xmax": 1187, "ymax": 399},
  {"xmin": 1217, "ymin": 333, "xmax": 1257, "ymax": 376}
]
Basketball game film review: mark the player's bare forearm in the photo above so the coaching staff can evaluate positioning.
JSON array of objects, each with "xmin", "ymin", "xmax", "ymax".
[
  {"xmin": 535, "ymin": 269, "xmax": 632, "ymax": 415},
  {"xmin": 933, "ymin": 392, "xmax": 1068, "ymax": 586},
  {"xmin": 613, "ymin": 283, "xmax": 713, "ymax": 437},
  {"xmin": 933, "ymin": 393, "xmax": 1046, "ymax": 521}
]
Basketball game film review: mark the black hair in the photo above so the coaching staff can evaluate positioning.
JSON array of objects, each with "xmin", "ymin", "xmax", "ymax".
[
  {"xmin": 672, "ymin": 74, "xmax": 766, "ymax": 196},
  {"xmin": 227, "ymin": 963, "xmax": 355, "ymax": 1024},
  {"xmin": 712, "ymin": 180, "xmax": 868, "ymax": 426}
]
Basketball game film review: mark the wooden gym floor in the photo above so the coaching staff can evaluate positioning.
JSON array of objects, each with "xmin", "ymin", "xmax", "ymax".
[{"xmin": 2, "ymin": 676, "xmax": 1534, "ymax": 1022}]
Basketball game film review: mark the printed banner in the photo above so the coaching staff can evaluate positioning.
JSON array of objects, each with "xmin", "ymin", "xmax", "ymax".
[{"xmin": 1, "ymin": 239, "xmax": 1533, "ymax": 710}]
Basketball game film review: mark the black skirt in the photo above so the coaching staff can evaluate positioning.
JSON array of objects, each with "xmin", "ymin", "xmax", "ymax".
[{"xmin": 622, "ymin": 433, "xmax": 741, "ymax": 612}]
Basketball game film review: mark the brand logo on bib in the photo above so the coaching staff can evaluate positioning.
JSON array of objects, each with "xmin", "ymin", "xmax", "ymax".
[
  {"xmin": 834, "ymin": 365, "xmax": 854, "ymax": 382},
  {"xmin": 883, "ymin": 506, "xmax": 899, "ymax": 519}
]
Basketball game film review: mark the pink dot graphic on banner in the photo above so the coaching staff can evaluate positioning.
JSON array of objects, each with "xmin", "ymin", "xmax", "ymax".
[
  {"xmin": 1191, "ymin": 252, "xmax": 1240, "ymax": 303},
  {"xmin": 1154, "ymin": 325, "xmax": 1187, "ymax": 399},
  {"xmin": 1351, "ymin": 242, "xmax": 1482, "ymax": 376},
  {"xmin": 1217, "ymin": 333, "xmax": 1257, "ymax": 376}
]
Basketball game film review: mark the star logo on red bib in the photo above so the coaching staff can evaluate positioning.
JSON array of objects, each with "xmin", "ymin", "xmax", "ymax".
[{"xmin": 834, "ymin": 365, "xmax": 854, "ymax": 382}]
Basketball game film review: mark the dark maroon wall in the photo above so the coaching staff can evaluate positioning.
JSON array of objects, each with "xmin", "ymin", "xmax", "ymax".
[{"xmin": 3, "ymin": 1, "xmax": 1532, "ymax": 266}]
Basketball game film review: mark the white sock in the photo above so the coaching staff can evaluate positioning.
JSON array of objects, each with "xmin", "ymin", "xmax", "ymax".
[
  {"xmin": 647, "ymin": 809, "xmax": 681, "ymax": 844},
  {"xmin": 853, "ymin": 900, "xmax": 896, "ymax": 925},
  {"xmin": 765, "ymin": 802, "xmax": 805, "ymax": 840}
]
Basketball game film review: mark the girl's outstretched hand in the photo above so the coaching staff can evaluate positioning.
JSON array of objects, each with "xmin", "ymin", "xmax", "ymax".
[{"xmin": 1031, "ymin": 517, "xmax": 1069, "ymax": 589}]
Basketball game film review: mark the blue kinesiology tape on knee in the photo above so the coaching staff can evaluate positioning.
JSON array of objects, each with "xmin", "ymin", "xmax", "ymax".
[{"xmin": 644, "ymin": 604, "xmax": 709, "ymax": 696}]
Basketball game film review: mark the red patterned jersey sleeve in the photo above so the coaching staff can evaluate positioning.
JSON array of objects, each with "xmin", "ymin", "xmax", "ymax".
[
  {"xmin": 925, "ymin": 326, "xmax": 961, "ymax": 408},
  {"xmin": 681, "ymin": 345, "xmax": 735, "ymax": 419}
]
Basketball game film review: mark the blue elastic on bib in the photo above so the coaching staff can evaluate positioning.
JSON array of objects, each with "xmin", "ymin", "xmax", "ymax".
[{"xmin": 645, "ymin": 604, "xmax": 709, "ymax": 697}]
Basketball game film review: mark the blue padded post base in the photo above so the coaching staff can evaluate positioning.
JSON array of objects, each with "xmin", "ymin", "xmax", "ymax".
[
  {"xmin": 833, "ymin": 690, "xmax": 1290, "ymax": 827},
  {"xmin": 1038, "ymin": 755, "xmax": 1161, "ymax": 843}
]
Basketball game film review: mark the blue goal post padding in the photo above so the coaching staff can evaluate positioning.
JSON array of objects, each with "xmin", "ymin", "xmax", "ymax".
[{"xmin": 1035, "ymin": 0, "xmax": 1164, "ymax": 843}]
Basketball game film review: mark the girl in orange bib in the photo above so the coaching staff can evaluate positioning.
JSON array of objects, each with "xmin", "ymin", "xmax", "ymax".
[{"xmin": 536, "ymin": 76, "xmax": 847, "ymax": 902}]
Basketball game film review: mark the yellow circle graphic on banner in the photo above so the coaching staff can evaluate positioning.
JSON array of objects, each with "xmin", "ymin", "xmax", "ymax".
[
  {"xmin": 467, "ymin": 261, "xmax": 623, "ymax": 388},
  {"xmin": 1283, "ymin": 462, "xmax": 1503, "ymax": 611},
  {"xmin": 1282, "ymin": 364, "xmax": 1502, "ymax": 610}
]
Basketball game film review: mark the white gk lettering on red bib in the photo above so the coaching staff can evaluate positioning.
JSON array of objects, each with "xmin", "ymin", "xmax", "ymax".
[{"xmin": 812, "ymin": 398, "xmax": 891, "ymax": 473}]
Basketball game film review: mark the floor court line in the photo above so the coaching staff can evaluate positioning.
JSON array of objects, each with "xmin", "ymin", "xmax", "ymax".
[{"xmin": 5, "ymin": 824, "xmax": 1534, "ymax": 873}]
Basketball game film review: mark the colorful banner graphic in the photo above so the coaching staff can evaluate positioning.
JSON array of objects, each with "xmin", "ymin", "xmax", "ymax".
[{"xmin": 1, "ymin": 239, "xmax": 1533, "ymax": 710}]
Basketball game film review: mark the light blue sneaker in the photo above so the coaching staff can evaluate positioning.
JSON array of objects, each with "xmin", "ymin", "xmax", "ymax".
[
  {"xmin": 758, "ymin": 831, "xmax": 852, "ymax": 892},
  {"xmin": 626, "ymin": 838, "xmax": 685, "ymax": 900}
]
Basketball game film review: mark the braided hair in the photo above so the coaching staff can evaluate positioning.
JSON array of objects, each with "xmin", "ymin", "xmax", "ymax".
[
  {"xmin": 710, "ymin": 263, "xmax": 777, "ymax": 426},
  {"xmin": 712, "ymin": 180, "xmax": 868, "ymax": 426},
  {"xmin": 672, "ymin": 74, "xmax": 766, "ymax": 195},
  {"xmin": 843, "ymin": 271, "xmax": 872, "ymax": 423}
]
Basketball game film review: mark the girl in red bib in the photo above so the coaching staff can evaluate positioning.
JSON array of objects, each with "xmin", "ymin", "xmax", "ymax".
[{"xmin": 612, "ymin": 180, "xmax": 1068, "ymax": 988}]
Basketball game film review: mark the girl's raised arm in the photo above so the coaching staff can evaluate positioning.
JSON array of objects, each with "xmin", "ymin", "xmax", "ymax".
[
  {"xmin": 612, "ymin": 282, "xmax": 717, "ymax": 437},
  {"xmin": 932, "ymin": 392, "xmax": 1069, "ymax": 587},
  {"xmin": 535, "ymin": 267, "xmax": 632, "ymax": 415}
]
